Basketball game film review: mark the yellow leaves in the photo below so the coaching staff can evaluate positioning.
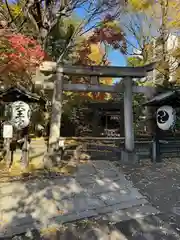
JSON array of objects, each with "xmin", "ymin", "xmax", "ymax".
[
  {"xmin": 2, "ymin": 2, "xmax": 23, "ymax": 18},
  {"xmin": 86, "ymin": 43, "xmax": 113, "ymax": 98},
  {"xmin": 168, "ymin": 20, "xmax": 180, "ymax": 28},
  {"xmin": 87, "ymin": 43, "xmax": 113, "ymax": 85},
  {"xmin": 156, "ymin": 60, "xmax": 169, "ymax": 74},
  {"xmin": 129, "ymin": 0, "xmax": 180, "ymax": 29},
  {"xmin": 88, "ymin": 92, "xmax": 110, "ymax": 101},
  {"xmin": 65, "ymin": 91, "xmax": 74, "ymax": 96},
  {"xmin": 0, "ymin": 213, "xmax": 7, "ymax": 228},
  {"xmin": 103, "ymin": 20, "xmax": 122, "ymax": 33},
  {"xmin": 165, "ymin": 0, "xmax": 180, "ymax": 28},
  {"xmin": 175, "ymin": 68, "xmax": 180, "ymax": 84},
  {"xmin": 40, "ymin": 226, "xmax": 59, "ymax": 237},
  {"xmin": 168, "ymin": 0, "xmax": 180, "ymax": 11},
  {"xmin": 127, "ymin": 56, "xmax": 145, "ymax": 67},
  {"xmin": 167, "ymin": 14, "xmax": 180, "ymax": 28},
  {"xmin": 100, "ymin": 77, "xmax": 112, "ymax": 85},
  {"xmin": 128, "ymin": 0, "xmax": 152, "ymax": 11},
  {"xmin": 11, "ymin": 4, "xmax": 23, "ymax": 17},
  {"xmin": 88, "ymin": 43, "xmax": 104, "ymax": 65},
  {"xmin": 172, "ymin": 47, "xmax": 180, "ymax": 59}
]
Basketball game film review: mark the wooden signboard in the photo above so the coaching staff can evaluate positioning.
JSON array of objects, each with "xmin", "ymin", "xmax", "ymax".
[
  {"xmin": 3, "ymin": 123, "xmax": 13, "ymax": 168},
  {"xmin": 3, "ymin": 123, "xmax": 13, "ymax": 138}
]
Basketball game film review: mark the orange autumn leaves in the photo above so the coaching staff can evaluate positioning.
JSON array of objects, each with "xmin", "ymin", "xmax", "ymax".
[{"xmin": 72, "ymin": 42, "xmax": 113, "ymax": 101}]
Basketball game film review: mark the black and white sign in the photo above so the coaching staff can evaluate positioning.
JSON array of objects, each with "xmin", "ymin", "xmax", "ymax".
[
  {"xmin": 10, "ymin": 101, "xmax": 31, "ymax": 130},
  {"xmin": 156, "ymin": 105, "xmax": 176, "ymax": 130}
]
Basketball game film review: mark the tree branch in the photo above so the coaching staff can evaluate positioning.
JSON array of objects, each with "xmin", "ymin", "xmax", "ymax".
[{"xmin": 4, "ymin": 0, "xmax": 14, "ymax": 24}]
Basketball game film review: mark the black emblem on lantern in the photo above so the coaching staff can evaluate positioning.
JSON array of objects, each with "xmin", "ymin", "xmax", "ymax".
[{"xmin": 157, "ymin": 110, "xmax": 169, "ymax": 124}]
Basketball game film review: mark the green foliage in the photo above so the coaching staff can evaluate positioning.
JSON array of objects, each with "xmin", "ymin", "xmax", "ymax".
[
  {"xmin": 45, "ymin": 15, "xmax": 82, "ymax": 62},
  {"xmin": 127, "ymin": 56, "xmax": 145, "ymax": 67}
]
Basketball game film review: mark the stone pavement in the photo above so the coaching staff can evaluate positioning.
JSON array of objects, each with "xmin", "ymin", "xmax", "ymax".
[
  {"xmin": 0, "ymin": 160, "xmax": 159, "ymax": 238},
  {"xmin": 119, "ymin": 159, "xmax": 180, "ymax": 236}
]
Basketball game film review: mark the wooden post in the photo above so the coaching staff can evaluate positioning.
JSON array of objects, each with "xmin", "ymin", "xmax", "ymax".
[
  {"xmin": 20, "ymin": 127, "xmax": 30, "ymax": 169},
  {"xmin": 122, "ymin": 77, "xmax": 135, "ymax": 162},
  {"xmin": 4, "ymin": 138, "xmax": 11, "ymax": 168},
  {"xmin": 48, "ymin": 71, "xmax": 63, "ymax": 153},
  {"xmin": 21, "ymin": 135, "xmax": 29, "ymax": 169}
]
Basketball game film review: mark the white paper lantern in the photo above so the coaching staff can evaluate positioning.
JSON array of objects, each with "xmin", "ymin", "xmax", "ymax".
[
  {"xmin": 156, "ymin": 105, "xmax": 176, "ymax": 130},
  {"xmin": 10, "ymin": 101, "xmax": 31, "ymax": 130}
]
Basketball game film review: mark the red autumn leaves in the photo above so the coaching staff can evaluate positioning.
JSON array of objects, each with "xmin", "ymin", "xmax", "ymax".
[
  {"xmin": 0, "ymin": 34, "xmax": 46, "ymax": 75},
  {"xmin": 87, "ymin": 14, "xmax": 126, "ymax": 53}
]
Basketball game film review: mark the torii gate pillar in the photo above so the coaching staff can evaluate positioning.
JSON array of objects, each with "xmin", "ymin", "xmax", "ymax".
[{"xmin": 121, "ymin": 77, "xmax": 136, "ymax": 162}]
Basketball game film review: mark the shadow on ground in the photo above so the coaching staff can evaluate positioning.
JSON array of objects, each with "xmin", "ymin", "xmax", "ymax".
[
  {"xmin": 1, "ymin": 214, "xmax": 180, "ymax": 240},
  {"xmin": 118, "ymin": 158, "xmax": 180, "ymax": 236},
  {"xmin": 1, "ymin": 143, "xmax": 180, "ymax": 239}
]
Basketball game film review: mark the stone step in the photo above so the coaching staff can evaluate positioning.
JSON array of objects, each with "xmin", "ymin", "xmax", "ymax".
[
  {"xmin": 1, "ymin": 212, "xmax": 179, "ymax": 240},
  {"xmin": 0, "ymin": 201, "xmax": 159, "ymax": 238}
]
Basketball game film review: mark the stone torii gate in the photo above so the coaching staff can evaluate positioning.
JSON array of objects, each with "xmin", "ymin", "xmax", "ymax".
[{"xmin": 39, "ymin": 62, "xmax": 156, "ymax": 161}]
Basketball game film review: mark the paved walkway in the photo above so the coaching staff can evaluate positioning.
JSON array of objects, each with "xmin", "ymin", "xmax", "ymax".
[{"xmin": 0, "ymin": 160, "xmax": 159, "ymax": 238}]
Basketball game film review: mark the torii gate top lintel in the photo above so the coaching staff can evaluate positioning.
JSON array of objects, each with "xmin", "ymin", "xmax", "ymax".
[{"xmin": 40, "ymin": 61, "xmax": 156, "ymax": 78}]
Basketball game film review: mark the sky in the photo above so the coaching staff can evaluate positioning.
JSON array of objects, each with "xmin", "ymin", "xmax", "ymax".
[{"xmin": 108, "ymin": 50, "xmax": 127, "ymax": 66}]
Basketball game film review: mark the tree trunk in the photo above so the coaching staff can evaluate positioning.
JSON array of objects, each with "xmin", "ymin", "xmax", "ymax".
[{"xmin": 160, "ymin": 0, "xmax": 169, "ymax": 87}]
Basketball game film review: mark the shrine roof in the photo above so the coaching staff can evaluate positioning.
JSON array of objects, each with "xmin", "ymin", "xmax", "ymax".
[
  {"xmin": 144, "ymin": 90, "xmax": 180, "ymax": 107},
  {"xmin": 0, "ymin": 86, "xmax": 46, "ymax": 104}
]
